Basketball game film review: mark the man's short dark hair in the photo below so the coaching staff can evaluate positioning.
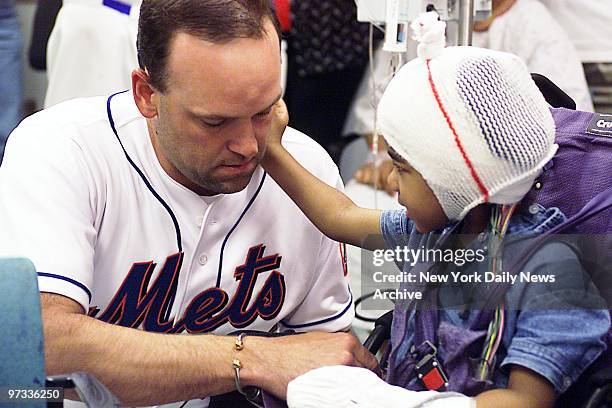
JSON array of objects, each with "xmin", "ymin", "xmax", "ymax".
[{"xmin": 137, "ymin": 0, "xmax": 280, "ymax": 92}]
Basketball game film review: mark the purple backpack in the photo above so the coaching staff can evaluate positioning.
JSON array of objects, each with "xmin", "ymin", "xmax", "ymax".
[
  {"xmin": 386, "ymin": 108, "xmax": 612, "ymax": 397},
  {"xmin": 520, "ymin": 108, "xmax": 612, "ymax": 234}
]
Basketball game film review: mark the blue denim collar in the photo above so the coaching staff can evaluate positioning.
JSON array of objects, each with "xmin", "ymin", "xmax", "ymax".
[
  {"xmin": 507, "ymin": 204, "xmax": 566, "ymax": 235},
  {"xmin": 434, "ymin": 204, "xmax": 567, "ymax": 251}
]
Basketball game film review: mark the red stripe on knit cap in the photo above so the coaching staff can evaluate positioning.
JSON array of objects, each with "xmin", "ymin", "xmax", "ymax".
[{"xmin": 425, "ymin": 59, "xmax": 489, "ymax": 202}]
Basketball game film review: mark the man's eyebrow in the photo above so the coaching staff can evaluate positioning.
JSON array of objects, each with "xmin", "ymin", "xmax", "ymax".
[{"xmin": 194, "ymin": 92, "xmax": 283, "ymax": 121}]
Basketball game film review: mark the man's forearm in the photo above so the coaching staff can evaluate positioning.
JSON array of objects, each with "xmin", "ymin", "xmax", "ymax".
[
  {"xmin": 44, "ymin": 309, "xmax": 246, "ymax": 406},
  {"xmin": 42, "ymin": 292, "xmax": 379, "ymax": 405}
]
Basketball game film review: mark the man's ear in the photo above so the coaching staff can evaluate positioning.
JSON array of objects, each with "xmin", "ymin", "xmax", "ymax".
[{"xmin": 132, "ymin": 69, "xmax": 159, "ymax": 119}]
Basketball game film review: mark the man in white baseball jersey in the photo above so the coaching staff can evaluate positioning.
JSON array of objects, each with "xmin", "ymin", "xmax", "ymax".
[{"xmin": 0, "ymin": 0, "xmax": 378, "ymax": 406}]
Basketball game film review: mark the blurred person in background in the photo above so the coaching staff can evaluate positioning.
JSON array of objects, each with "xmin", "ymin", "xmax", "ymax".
[
  {"xmin": 0, "ymin": 0, "xmax": 22, "ymax": 165},
  {"xmin": 346, "ymin": 0, "xmax": 592, "ymax": 194},
  {"xmin": 44, "ymin": 0, "xmax": 141, "ymax": 108},
  {"xmin": 538, "ymin": 0, "xmax": 612, "ymax": 113},
  {"xmin": 472, "ymin": 0, "xmax": 592, "ymax": 111},
  {"xmin": 284, "ymin": 0, "xmax": 372, "ymax": 161}
]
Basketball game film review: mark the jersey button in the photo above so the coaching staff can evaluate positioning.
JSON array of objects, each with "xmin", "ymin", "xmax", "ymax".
[
  {"xmin": 196, "ymin": 216, "xmax": 204, "ymax": 228},
  {"xmin": 198, "ymin": 254, "xmax": 208, "ymax": 265}
]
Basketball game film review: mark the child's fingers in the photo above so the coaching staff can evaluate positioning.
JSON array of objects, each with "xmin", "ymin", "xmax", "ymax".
[
  {"xmin": 354, "ymin": 164, "xmax": 374, "ymax": 184},
  {"xmin": 271, "ymin": 99, "xmax": 289, "ymax": 137}
]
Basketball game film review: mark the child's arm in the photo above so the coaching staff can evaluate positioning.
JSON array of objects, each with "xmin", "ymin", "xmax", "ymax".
[
  {"xmin": 263, "ymin": 101, "xmax": 383, "ymax": 250},
  {"xmin": 474, "ymin": 365, "xmax": 556, "ymax": 408}
]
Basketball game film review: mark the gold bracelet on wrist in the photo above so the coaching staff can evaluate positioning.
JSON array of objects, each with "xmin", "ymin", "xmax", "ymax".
[{"xmin": 232, "ymin": 333, "xmax": 262, "ymax": 406}]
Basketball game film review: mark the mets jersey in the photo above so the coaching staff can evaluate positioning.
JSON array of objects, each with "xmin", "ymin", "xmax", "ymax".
[{"xmin": 0, "ymin": 90, "xmax": 353, "ymax": 338}]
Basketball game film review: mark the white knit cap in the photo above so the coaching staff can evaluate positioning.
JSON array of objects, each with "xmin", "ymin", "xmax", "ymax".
[{"xmin": 377, "ymin": 11, "xmax": 557, "ymax": 221}]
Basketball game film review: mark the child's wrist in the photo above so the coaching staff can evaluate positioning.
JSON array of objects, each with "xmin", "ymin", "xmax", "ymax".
[
  {"xmin": 262, "ymin": 143, "xmax": 286, "ymax": 168},
  {"xmin": 265, "ymin": 143, "xmax": 285, "ymax": 158}
]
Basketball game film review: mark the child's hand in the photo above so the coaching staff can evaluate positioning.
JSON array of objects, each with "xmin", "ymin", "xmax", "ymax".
[{"xmin": 267, "ymin": 99, "xmax": 289, "ymax": 149}]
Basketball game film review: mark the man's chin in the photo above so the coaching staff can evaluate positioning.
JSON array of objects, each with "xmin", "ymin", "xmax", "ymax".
[
  {"xmin": 215, "ymin": 178, "xmax": 253, "ymax": 194},
  {"xmin": 208, "ymin": 170, "xmax": 259, "ymax": 195}
]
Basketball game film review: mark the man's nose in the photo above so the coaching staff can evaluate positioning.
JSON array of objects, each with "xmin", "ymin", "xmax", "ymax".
[{"xmin": 227, "ymin": 120, "xmax": 259, "ymax": 160}]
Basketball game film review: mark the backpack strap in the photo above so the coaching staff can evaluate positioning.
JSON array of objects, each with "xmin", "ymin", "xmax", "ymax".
[{"xmin": 412, "ymin": 293, "xmax": 450, "ymax": 391}]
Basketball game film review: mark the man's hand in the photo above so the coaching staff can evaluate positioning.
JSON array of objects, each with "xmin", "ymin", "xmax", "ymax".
[
  {"xmin": 246, "ymin": 331, "xmax": 380, "ymax": 400},
  {"xmin": 353, "ymin": 160, "xmax": 395, "ymax": 195}
]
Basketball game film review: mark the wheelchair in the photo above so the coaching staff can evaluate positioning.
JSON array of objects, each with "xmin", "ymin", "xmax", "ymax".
[{"xmin": 362, "ymin": 309, "xmax": 611, "ymax": 408}]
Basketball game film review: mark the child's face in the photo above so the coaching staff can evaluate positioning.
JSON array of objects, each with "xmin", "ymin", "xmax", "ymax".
[{"xmin": 387, "ymin": 147, "xmax": 448, "ymax": 233}]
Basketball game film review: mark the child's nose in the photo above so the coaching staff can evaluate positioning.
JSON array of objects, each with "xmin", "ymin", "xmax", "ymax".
[{"xmin": 387, "ymin": 168, "xmax": 399, "ymax": 192}]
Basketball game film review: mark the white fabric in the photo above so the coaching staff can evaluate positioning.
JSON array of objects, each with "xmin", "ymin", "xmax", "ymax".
[
  {"xmin": 287, "ymin": 366, "xmax": 476, "ymax": 408},
  {"xmin": 44, "ymin": 0, "xmax": 141, "ymax": 107},
  {"xmin": 538, "ymin": 0, "xmax": 612, "ymax": 63},
  {"xmin": 377, "ymin": 14, "xmax": 557, "ymax": 221},
  {"xmin": 472, "ymin": 0, "xmax": 593, "ymax": 111},
  {"xmin": 281, "ymin": 39, "xmax": 288, "ymax": 91},
  {"xmin": 0, "ymin": 92, "xmax": 353, "ymax": 408}
]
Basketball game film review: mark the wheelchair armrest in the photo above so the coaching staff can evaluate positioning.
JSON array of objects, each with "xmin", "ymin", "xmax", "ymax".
[
  {"xmin": 46, "ymin": 373, "xmax": 119, "ymax": 408},
  {"xmin": 531, "ymin": 73, "xmax": 577, "ymax": 110},
  {"xmin": 363, "ymin": 310, "xmax": 394, "ymax": 355}
]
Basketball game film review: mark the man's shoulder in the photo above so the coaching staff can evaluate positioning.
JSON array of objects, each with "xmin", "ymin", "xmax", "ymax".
[
  {"xmin": 6, "ymin": 94, "xmax": 140, "ymax": 174},
  {"xmin": 19, "ymin": 96, "xmax": 113, "ymax": 141},
  {"xmin": 281, "ymin": 127, "xmax": 338, "ymax": 174},
  {"xmin": 16, "ymin": 93, "xmax": 141, "ymax": 150}
]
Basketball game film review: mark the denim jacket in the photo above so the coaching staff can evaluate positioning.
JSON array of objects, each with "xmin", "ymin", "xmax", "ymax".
[
  {"xmin": 380, "ymin": 205, "xmax": 609, "ymax": 395},
  {"xmin": 0, "ymin": 0, "xmax": 15, "ymax": 19}
]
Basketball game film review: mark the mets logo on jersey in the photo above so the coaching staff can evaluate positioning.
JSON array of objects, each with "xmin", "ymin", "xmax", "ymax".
[{"xmin": 88, "ymin": 244, "xmax": 285, "ymax": 333}]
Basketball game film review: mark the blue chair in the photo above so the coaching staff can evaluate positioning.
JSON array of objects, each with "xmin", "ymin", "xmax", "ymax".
[
  {"xmin": 0, "ymin": 257, "xmax": 118, "ymax": 407},
  {"xmin": 0, "ymin": 257, "xmax": 46, "ymax": 407}
]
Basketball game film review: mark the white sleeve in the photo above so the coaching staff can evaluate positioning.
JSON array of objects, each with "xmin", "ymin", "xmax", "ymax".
[
  {"xmin": 523, "ymin": 7, "xmax": 593, "ymax": 111},
  {"xmin": 0, "ymin": 120, "xmax": 97, "ymax": 312},
  {"xmin": 280, "ymin": 237, "xmax": 354, "ymax": 332},
  {"xmin": 498, "ymin": 1, "xmax": 594, "ymax": 111},
  {"xmin": 278, "ymin": 142, "xmax": 354, "ymax": 332}
]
